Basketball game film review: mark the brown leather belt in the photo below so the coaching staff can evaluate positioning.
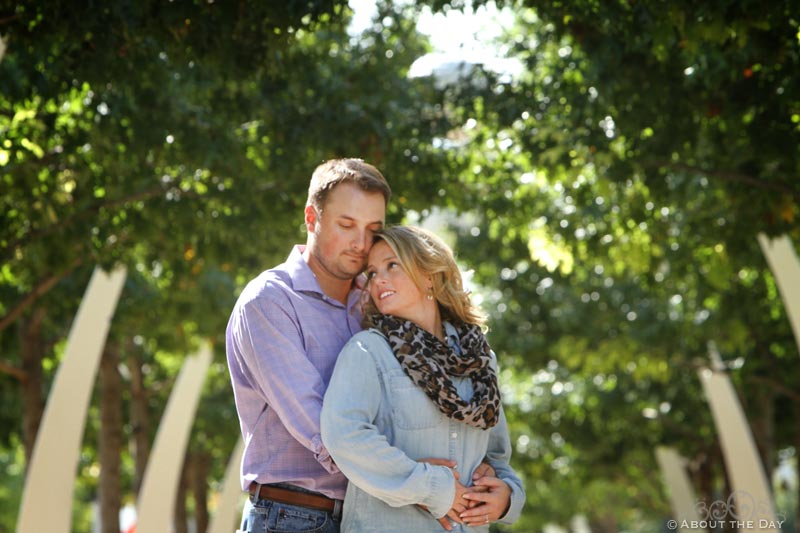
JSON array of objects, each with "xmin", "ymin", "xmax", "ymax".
[{"xmin": 248, "ymin": 483, "xmax": 338, "ymax": 513}]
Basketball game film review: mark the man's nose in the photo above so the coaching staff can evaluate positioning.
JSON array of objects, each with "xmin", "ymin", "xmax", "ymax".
[{"xmin": 352, "ymin": 229, "xmax": 369, "ymax": 251}]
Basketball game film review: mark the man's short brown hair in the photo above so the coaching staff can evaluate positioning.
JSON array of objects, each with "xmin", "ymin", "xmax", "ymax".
[{"xmin": 307, "ymin": 158, "xmax": 391, "ymax": 211}]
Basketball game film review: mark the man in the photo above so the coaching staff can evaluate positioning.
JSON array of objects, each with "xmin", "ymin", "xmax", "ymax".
[
  {"xmin": 226, "ymin": 158, "xmax": 389, "ymax": 532},
  {"xmin": 227, "ymin": 158, "xmax": 497, "ymax": 532}
]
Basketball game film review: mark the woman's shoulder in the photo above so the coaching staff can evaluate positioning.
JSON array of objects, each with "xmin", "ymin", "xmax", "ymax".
[
  {"xmin": 342, "ymin": 329, "xmax": 390, "ymax": 355},
  {"xmin": 339, "ymin": 329, "xmax": 395, "ymax": 373},
  {"xmin": 351, "ymin": 327, "xmax": 387, "ymax": 342}
]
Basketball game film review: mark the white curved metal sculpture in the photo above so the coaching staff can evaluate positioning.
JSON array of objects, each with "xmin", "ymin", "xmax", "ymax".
[
  {"xmin": 655, "ymin": 447, "xmax": 707, "ymax": 533},
  {"xmin": 17, "ymin": 266, "xmax": 127, "ymax": 533},
  {"xmin": 698, "ymin": 355, "xmax": 779, "ymax": 533},
  {"xmin": 758, "ymin": 234, "xmax": 800, "ymax": 356},
  {"xmin": 208, "ymin": 437, "xmax": 245, "ymax": 533},
  {"xmin": 135, "ymin": 342, "xmax": 212, "ymax": 533}
]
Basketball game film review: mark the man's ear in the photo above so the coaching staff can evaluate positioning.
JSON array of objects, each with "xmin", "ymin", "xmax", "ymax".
[{"xmin": 304, "ymin": 205, "xmax": 318, "ymax": 232}]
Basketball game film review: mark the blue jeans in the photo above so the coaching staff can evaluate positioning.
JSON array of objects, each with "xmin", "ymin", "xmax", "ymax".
[{"xmin": 239, "ymin": 484, "xmax": 341, "ymax": 533}]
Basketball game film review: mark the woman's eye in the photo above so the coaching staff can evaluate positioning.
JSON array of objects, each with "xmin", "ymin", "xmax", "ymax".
[
  {"xmin": 388, "ymin": 262, "xmax": 399, "ymax": 269},
  {"xmin": 365, "ymin": 271, "xmax": 376, "ymax": 280}
]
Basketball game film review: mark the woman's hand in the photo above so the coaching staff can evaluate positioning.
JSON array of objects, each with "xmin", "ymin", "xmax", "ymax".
[{"xmin": 458, "ymin": 476, "xmax": 512, "ymax": 527}]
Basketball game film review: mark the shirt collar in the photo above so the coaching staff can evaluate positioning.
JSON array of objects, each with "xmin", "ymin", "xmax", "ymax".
[
  {"xmin": 286, "ymin": 245, "xmax": 366, "ymax": 308},
  {"xmin": 443, "ymin": 321, "xmax": 461, "ymax": 351},
  {"xmin": 285, "ymin": 245, "xmax": 322, "ymax": 294}
]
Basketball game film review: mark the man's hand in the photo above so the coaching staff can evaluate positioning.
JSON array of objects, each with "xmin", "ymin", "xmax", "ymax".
[
  {"xmin": 443, "ymin": 474, "xmax": 470, "ymax": 526},
  {"xmin": 418, "ymin": 457, "xmax": 457, "ymax": 470},
  {"xmin": 464, "ymin": 461, "xmax": 496, "ymax": 509},
  {"xmin": 459, "ymin": 476, "xmax": 512, "ymax": 527},
  {"xmin": 471, "ymin": 461, "xmax": 496, "ymax": 482}
]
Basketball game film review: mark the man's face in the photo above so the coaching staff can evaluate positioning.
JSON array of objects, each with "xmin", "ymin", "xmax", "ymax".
[{"xmin": 306, "ymin": 182, "xmax": 386, "ymax": 281}]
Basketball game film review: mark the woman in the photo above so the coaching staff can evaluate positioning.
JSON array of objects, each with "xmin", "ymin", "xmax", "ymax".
[{"xmin": 321, "ymin": 226, "xmax": 524, "ymax": 532}]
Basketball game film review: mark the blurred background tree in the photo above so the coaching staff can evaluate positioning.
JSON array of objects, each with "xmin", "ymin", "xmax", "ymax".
[
  {"xmin": 421, "ymin": 0, "xmax": 800, "ymax": 530},
  {"xmin": 1, "ymin": 0, "xmax": 799, "ymax": 531}
]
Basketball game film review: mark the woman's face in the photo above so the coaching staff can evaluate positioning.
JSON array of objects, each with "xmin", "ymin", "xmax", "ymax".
[{"xmin": 366, "ymin": 241, "xmax": 428, "ymax": 322}]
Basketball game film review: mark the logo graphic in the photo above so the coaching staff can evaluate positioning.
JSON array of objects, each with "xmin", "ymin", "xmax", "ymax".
[{"xmin": 666, "ymin": 490, "xmax": 786, "ymax": 531}]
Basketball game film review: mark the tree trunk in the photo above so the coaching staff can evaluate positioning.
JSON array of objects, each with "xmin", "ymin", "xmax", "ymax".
[
  {"xmin": 99, "ymin": 345, "xmax": 123, "ymax": 533},
  {"xmin": 694, "ymin": 449, "xmax": 714, "ymax": 510},
  {"xmin": 19, "ymin": 307, "xmax": 46, "ymax": 465},
  {"xmin": 190, "ymin": 451, "xmax": 211, "ymax": 533},
  {"xmin": 587, "ymin": 513, "xmax": 617, "ymax": 533},
  {"xmin": 128, "ymin": 351, "xmax": 150, "ymax": 496},
  {"xmin": 174, "ymin": 458, "xmax": 189, "ymax": 533},
  {"xmin": 750, "ymin": 385, "xmax": 775, "ymax": 487}
]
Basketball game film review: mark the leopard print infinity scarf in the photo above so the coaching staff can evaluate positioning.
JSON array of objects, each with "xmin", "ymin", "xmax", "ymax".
[{"xmin": 372, "ymin": 314, "xmax": 501, "ymax": 429}]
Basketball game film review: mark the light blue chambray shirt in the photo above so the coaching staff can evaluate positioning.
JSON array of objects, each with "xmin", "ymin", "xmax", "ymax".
[
  {"xmin": 226, "ymin": 245, "xmax": 364, "ymax": 499},
  {"xmin": 321, "ymin": 324, "xmax": 525, "ymax": 532}
]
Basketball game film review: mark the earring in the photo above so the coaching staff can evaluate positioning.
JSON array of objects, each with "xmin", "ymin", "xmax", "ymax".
[{"xmin": 426, "ymin": 289, "xmax": 434, "ymax": 301}]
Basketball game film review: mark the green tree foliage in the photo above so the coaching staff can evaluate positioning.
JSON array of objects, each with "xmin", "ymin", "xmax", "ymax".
[
  {"xmin": 3, "ymin": 0, "xmax": 800, "ymax": 531},
  {"xmin": 0, "ymin": 1, "xmax": 458, "ymax": 530},
  {"xmin": 413, "ymin": 0, "xmax": 800, "ymax": 530}
]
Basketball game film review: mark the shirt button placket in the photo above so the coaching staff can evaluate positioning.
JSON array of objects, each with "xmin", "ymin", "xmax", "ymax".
[{"xmin": 449, "ymin": 421, "xmax": 458, "ymax": 458}]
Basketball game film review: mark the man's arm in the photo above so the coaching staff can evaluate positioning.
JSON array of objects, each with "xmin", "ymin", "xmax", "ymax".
[{"xmin": 231, "ymin": 292, "xmax": 337, "ymax": 472}]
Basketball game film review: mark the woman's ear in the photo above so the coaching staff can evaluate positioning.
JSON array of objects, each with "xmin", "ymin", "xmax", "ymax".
[{"xmin": 425, "ymin": 274, "xmax": 434, "ymax": 292}]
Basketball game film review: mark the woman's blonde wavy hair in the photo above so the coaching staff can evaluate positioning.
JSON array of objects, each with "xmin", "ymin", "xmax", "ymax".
[{"xmin": 362, "ymin": 226, "xmax": 486, "ymax": 328}]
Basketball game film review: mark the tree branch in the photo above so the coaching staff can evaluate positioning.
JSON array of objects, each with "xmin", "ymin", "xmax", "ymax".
[
  {"xmin": 0, "ymin": 13, "xmax": 20, "ymax": 25},
  {"xmin": 747, "ymin": 375, "xmax": 800, "ymax": 402},
  {"xmin": 649, "ymin": 160, "xmax": 799, "ymax": 200},
  {"xmin": 0, "ymin": 257, "xmax": 83, "ymax": 333},
  {"xmin": 3, "ymin": 186, "xmax": 164, "ymax": 256},
  {"xmin": 0, "ymin": 359, "xmax": 27, "ymax": 382}
]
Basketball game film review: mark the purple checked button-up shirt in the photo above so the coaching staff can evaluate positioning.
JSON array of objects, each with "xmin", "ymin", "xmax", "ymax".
[{"xmin": 226, "ymin": 245, "xmax": 364, "ymax": 499}]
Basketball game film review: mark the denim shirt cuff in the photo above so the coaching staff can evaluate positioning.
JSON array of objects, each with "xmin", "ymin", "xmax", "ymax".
[
  {"xmin": 424, "ymin": 466, "xmax": 456, "ymax": 519},
  {"xmin": 498, "ymin": 477, "xmax": 524, "ymax": 524}
]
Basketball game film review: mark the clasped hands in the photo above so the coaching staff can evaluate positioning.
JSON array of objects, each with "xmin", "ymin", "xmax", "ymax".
[{"xmin": 419, "ymin": 459, "xmax": 511, "ymax": 531}]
